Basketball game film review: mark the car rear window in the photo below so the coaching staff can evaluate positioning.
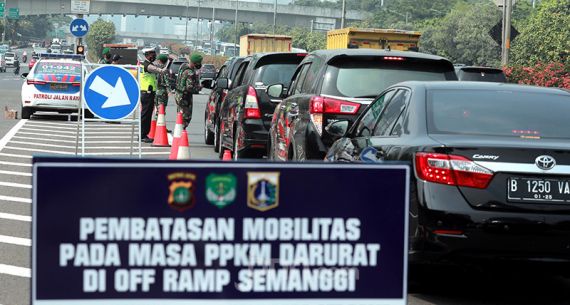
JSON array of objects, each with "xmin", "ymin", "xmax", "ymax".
[
  {"xmin": 322, "ymin": 57, "xmax": 456, "ymax": 98},
  {"xmin": 36, "ymin": 62, "xmax": 80, "ymax": 75},
  {"xmin": 253, "ymin": 64, "xmax": 298, "ymax": 87},
  {"xmin": 427, "ymin": 89, "xmax": 570, "ymax": 139},
  {"xmin": 203, "ymin": 64, "xmax": 216, "ymax": 72},
  {"xmin": 458, "ymin": 69, "xmax": 507, "ymax": 82}
]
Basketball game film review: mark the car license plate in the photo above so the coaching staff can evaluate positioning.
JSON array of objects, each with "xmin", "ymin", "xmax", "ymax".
[
  {"xmin": 507, "ymin": 177, "xmax": 570, "ymax": 204},
  {"xmin": 50, "ymin": 83, "xmax": 68, "ymax": 90}
]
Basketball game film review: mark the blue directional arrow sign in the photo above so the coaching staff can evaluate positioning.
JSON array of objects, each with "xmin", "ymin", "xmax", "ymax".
[
  {"xmin": 360, "ymin": 146, "xmax": 381, "ymax": 163},
  {"xmin": 70, "ymin": 18, "xmax": 89, "ymax": 37},
  {"xmin": 83, "ymin": 66, "xmax": 140, "ymax": 121}
]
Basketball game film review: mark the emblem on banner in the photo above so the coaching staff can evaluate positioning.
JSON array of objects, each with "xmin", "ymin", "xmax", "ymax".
[
  {"xmin": 167, "ymin": 172, "xmax": 197, "ymax": 211},
  {"xmin": 247, "ymin": 172, "xmax": 280, "ymax": 211},
  {"xmin": 206, "ymin": 173, "xmax": 237, "ymax": 209}
]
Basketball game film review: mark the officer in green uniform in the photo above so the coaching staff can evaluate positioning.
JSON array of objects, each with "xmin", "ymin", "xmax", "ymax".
[
  {"xmin": 175, "ymin": 53, "xmax": 202, "ymax": 129},
  {"xmin": 153, "ymin": 54, "xmax": 170, "ymax": 123},
  {"xmin": 140, "ymin": 47, "xmax": 170, "ymax": 142},
  {"xmin": 99, "ymin": 47, "xmax": 112, "ymax": 64}
]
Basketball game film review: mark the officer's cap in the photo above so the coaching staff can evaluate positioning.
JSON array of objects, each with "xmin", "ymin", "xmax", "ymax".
[{"xmin": 190, "ymin": 53, "xmax": 203, "ymax": 64}]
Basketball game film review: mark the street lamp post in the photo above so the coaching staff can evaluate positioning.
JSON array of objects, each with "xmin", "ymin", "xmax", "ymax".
[
  {"xmin": 184, "ymin": 0, "xmax": 189, "ymax": 43},
  {"xmin": 196, "ymin": 0, "xmax": 201, "ymax": 46},
  {"xmin": 340, "ymin": 0, "xmax": 346, "ymax": 28},
  {"xmin": 273, "ymin": 0, "xmax": 277, "ymax": 34},
  {"xmin": 234, "ymin": 0, "xmax": 239, "ymax": 45}
]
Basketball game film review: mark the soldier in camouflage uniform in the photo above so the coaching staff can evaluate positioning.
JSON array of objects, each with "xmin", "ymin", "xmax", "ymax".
[
  {"xmin": 175, "ymin": 53, "xmax": 203, "ymax": 129},
  {"xmin": 154, "ymin": 54, "xmax": 170, "ymax": 120}
]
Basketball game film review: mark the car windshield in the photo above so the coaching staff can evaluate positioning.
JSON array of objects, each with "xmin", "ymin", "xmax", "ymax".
[
  {"xmin": 202, "ymin": 64, "xmax": 216, "ymax": 72},
  {"xmin": 254, "ymin": 64, "xmax": 298, "ymax": 87},
  {"xmin": 427, "ymin": 89, "xmax": 570, "ymax": 139},
  {"xmin": 35, "ymin": 61, "xmax": 81, "ymax": 76},
  {"xmin": 322, "ymin": 58, "xmax": 455, "ymax": 98},
  {"xmin": 5, "ymin": 52, "xmax": 15, "ymax": 58}
]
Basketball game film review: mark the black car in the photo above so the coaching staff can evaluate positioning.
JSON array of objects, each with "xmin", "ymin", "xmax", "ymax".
[
  {"xmin": 168, "ymin": 57, "xmax": 188, "ymax": 90},
  {"xmin": 267, "ymin": 49, "xmax": 457, "ymax": 161},
  {"xmin": 455, "ymin": 65, "xmax": 507, "ymax": 82},
  {"xmin": 204, "ymin": 56, "xmax": 245, "ymax": 150},
  {"xmin": 217, "ymin": 52, "xmax": 307, "ymax": 159},
  {"xmin": 326, "ymin": 81, "xmax": 570, "ymax": 264},
  {"xmin": 200, "ymin": 64, "xmax": 217, "ymax": 82}
]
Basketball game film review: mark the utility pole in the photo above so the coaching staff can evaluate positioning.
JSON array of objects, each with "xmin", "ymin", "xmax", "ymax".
[
  {"xmin": 234, "ymin": 0, "xmax": 239, "ymax": 45},
  {"xmin": 196, "ymin": 0, "xmax": 201, "ymax": 46},
  {"xmin": 501, "ymin": 0, "xmax": 513, "ymax": 65},
  {"xmin": 273, "ymin": 0, "xmax": 277, "ymax": 34},
  {"xmin": 211, "ymin": 3, "xmax": 215, "ymax": 55},
  {"xmin": 2, "ymin": 0, "xmax": 7, "ymax": 43},
  {"xmin": 184, "ymin": 0, "xmax": 189, "ymax": 43},
  {"xmin": 340, "ymin": 0, "xmax": 346, "ymax": 28}
]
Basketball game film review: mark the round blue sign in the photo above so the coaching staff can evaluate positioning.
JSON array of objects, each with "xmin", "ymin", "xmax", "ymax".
[
  {"xmin": 70, "ymin": 18, "xmax": 89, "ymax": 38},
  {"xmin": 83, "ymin": 66, "xmax": 140, "ymax": 121}
]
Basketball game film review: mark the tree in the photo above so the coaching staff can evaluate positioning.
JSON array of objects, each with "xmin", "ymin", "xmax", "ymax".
[
  {"xmin": 510, "ymin": 0, "xmax": 570, "ymax": 66},
  {"xmin": 419, "ymin": 1, "xmax": 502, "ymax": 66},
  {"xmin": 86, "ymin": 19, "xmax": 116, "ymax": 62}
]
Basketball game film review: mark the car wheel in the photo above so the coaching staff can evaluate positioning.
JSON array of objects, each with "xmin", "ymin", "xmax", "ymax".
[
  {"xmin": 84, "ymin": 109, "xmax": 95, "ymax": 119},
  {"xmin": 204, "ymin": 114, "xmax": 214, "ymax": 145},
  {"xmin": 214, "ymin": 121, "xmax": 220, "ymax": 153},
  {"xmin": 21, "ymin": 106, "xmax": 33, "ymax": 119}
]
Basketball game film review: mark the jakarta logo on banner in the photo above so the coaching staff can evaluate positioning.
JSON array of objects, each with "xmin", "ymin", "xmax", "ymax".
[
  {"xmin": 83, "ymin": 66, "xmax": 140, "ymax": 121},
  {"xmin": 70, "ymin": 18, "xmax": 89, "ymax": 37}
]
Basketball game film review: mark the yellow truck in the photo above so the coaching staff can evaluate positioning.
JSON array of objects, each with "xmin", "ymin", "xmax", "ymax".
[
  {"xmin": 327, "ymin": 28, "xmax": 421, "ymax": 51},
  {"xmin": 239, "ymin": 34, "xmax": 292, "ymax": 56}
]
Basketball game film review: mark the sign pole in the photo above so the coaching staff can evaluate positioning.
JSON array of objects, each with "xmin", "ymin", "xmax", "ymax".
[{"xmin": 2, "ymin": 0, "xmax": 6, "ymax": 43}]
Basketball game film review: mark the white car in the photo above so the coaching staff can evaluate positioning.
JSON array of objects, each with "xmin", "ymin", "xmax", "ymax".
[
  {"xmin": 21, "ymin": 55, "xmax": 89, "ymax": 119},
  {"xmin": 4, "ymin": 52, "xmax": 17, "ymax": 67}
]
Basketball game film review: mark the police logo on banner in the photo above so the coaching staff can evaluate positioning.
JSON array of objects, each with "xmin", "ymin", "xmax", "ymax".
[
  {"xmin": 206, "ymin": 173, "xmax": 237, "ymax": 209},
  {"xmin": 167, "ymin": 172, "xmax": 196, "ymax": 211},
  {"xmin": 247, "ymin": 172, "xmax": 280, "ymax": 211}
]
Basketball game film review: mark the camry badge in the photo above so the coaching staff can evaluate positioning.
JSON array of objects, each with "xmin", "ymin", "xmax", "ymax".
[{"xmin": 535, "ymin": 155, "xmax": 556, "ymax": 170}]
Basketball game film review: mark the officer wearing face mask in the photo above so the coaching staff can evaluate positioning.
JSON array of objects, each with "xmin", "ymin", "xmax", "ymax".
[
  {"xmin": 175, "ymin": 53, "xmax": 203, "ymax": 129},
  {"xmin": 140, "ymin": 47, "xmax": 170, "ymax": 142}
]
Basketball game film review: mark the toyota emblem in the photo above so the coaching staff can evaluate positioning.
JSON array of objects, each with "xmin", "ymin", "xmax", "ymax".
[{"xmin": 535, "ymin": 155, "xmax": 556, "ymax": 170}]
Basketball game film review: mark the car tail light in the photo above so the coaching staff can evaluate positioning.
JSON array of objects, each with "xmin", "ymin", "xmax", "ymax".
[
  {"xmin": 383, "ymin": 56, "xmax": 405, "ymax": 61},
  {"xmin": 415, "ymin": 152, "xmax": 494, "ymax": 189},
  {"xmin": 27, "ymin": 79, "xmax": 46, "ymax": 85},
  {"xmin": 244, "ymin": 86, "xmax": 261, "ymax": 119},
  {"xmin": 309, "ymin": 96, "xmax": 361, "ymax": 136}
]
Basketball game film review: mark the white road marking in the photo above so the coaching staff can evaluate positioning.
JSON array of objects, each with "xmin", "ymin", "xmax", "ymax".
[
  {"xmin": 0, "ymin": 153, "xmax": 32, "ymax": 159},
  {"xmin": 0, "ymin": 119, "xmax": 27, "ymax": 151},
  {"xmin": 0, "ymin": 195, "xmax": 32, "ymax": 203},
  {"xmin": 0, "ymin": 170, "xmax": 32, "ymax": 177},
  {"xmin": 84, "ymin": 151, "xmax": 170, "ymax": 156},
  {"xmin": 19, "ymin": 127, "xmax": 76, "ymax": 134},
  {"xmin": 26, "ymin": 123, "xmax": 138, "ymax": 131},
  {"xmin": 0, "ymin": 263, "xmax": 31, "ymax": 278},
  {"xmin": 0, "ymin": 181, "xmax": 32, "ymax": 189},
  {"xmin": 0, "ymin": 212, "xmax": 31, "ymax": 222},
  {"xmin": 13, "ymin": 136, "xmax": 140, "ymax": 145},
  {"xmin": 16, "ymin": 131, "xmax": 77, "ymax": 139},
  {"xmin": 9, "ymin": 140, "xmax": 75, "ymax": 149},
  {"xmin": 0, "ymin": 161, "xmax": 32, "ymax": 167},
  {"xmin": 2, "ymin": 146, "xmax": 75, "ymax": 155}
]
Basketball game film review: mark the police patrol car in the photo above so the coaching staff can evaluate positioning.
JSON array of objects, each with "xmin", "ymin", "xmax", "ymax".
[{"xmin": 21, "ymin": 54, "xmax": 91, "ymax": 119}]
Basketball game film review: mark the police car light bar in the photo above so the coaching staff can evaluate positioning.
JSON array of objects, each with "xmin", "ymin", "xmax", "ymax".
[{"xmin": 38, "ymin": 53, "xmax": 85, "ymax": 60}]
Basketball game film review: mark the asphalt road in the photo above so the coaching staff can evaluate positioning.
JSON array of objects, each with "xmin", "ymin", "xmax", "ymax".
[{"xmin": 0, "ymin": 73, "xmax": 569, "ymax": 305}]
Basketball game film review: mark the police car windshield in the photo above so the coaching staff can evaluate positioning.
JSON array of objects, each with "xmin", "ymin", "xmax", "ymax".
[{"xmin": 36, "ymin": 61, "xmax": 81, "ymax": 75}]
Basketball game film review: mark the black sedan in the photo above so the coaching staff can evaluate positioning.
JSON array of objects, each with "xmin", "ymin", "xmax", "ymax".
[{"xmin": 326, "ymin": 81, "xmax": 570, "ymax": 264}]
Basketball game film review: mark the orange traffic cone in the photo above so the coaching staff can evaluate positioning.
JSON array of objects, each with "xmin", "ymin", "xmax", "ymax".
[
  {"xmin": 222, "ymin": 150, "xmax": 232, "ymax": 161},
  {"xmin": 169, "ymin": 112, "xmax": 184, "ymax": 160},
  {"xmin": 147, "ymin": 108, "xmax": 157, "ymax": 140},
  {"xmin": 152, "ymin": 104, "xmax": 170, "ymax": 147},
  {"xmin": 176, "ymin": 130, "xmax": 190, "ymax": 160}
]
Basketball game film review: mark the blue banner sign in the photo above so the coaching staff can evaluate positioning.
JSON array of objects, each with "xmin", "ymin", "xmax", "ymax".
[{"xmin": 32, "ymin": 158, "xmax": 409, "ymax": 305}]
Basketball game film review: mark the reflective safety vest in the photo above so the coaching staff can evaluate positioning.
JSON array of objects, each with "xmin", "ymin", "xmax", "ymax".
[{"xmin": 139, "ymin": 62, "xmax": 157, "ymax": 92}]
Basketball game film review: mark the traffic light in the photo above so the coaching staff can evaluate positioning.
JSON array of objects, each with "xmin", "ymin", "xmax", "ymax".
[{"xmin": 76, "ymin": 45, "xmax": 85, "ymax": 55}]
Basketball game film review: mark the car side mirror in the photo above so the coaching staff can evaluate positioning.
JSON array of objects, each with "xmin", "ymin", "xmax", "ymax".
[
  {"xmin": 216, "ymin": 78, "xmax": 229, "ymax": 89},
  {"xmin": 21, "ymin": 73, "xmax": 28, "ymax": 79},
  {"xmin": 266, "ymin": 83, "xmax": 284, "ymax": 99},
  {"xmin": 326, "ymin": 120, "xmax": 349, "ymax": 139}
]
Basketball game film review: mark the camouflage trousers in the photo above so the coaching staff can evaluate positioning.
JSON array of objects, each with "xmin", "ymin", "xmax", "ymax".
[
  {"xmin": 175, "ymin": 93, "xmax": 193, "ymax": 129},
  {"xmin": 153, "ymin": 89, "xmax": 169, "ymax": 120}
]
